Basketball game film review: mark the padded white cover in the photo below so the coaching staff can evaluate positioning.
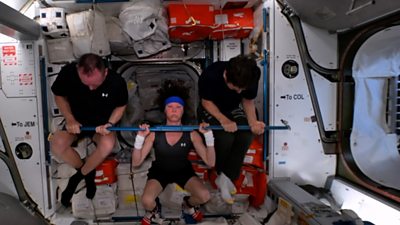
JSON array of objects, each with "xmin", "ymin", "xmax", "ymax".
[
  {"xmin": 46, "ymin": 37, "xmax": 75, "ymax": 63},
  {"xmin": 119, "ymin": 0, "xmax": 161, "ymax": 41},
  {"xmin": 66, "ymin": 9, "xmax": 111, "ymax": 57},
  {"xmin": 133, "ymin": 14, "xmax": 171, "ymax": 58},
  {"xmin": 105, "ymin": 16, "xmax": 132, "ymax": 53},
  {"xmin": 351, "ymin": 26, "xmax": 400, "ymax": 189},
  {"xmin": 39, "ymin": 7, "xmax": 69, "ymax": 38}
]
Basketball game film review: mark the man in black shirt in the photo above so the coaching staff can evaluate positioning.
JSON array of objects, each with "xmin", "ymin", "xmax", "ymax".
[
  {"xmin": 198, "ymin": 55, "xmax": 265, "ymax": 203},
  {"xmin": 51, "ymin": 53, "xmax": 128, "ymax": 207}
]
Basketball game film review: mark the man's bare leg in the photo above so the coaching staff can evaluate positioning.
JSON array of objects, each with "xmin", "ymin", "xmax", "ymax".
[
  {"xmin": 81, "ymin": 132, "xmax": 116, "ymax": 174},
  {"xmin": 50, "ymin": 131, "xmax": 83, "ymax": 168},
  {"xmin": 52, "ymin": 131, "xmax": 115, "ymax": 206},
  {"xmin": 80, "ymin": 132, "xmax": 116, "ymax": 199},
  {"xmin": 50, "ymin": 131, "xmax": 85, "ymax": 207}
]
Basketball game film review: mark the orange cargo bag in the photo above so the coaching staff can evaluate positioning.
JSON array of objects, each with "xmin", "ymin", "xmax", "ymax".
[
  {"xmin": 95, "ymin": 158, "xmax": 118, "ymax": 185},
  {"xmin": 168, "ymin": 4, "xmax": 215, "ymax": 43},
  {"xmin": 210, "ymin": 8, "xmax": 254, "ymax": 40}
]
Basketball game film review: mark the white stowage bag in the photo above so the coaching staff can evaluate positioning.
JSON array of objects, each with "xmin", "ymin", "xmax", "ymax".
[
  {"xmin": 46, "ymin": 37, "xmax": 75, "ymax": 64},
  {"xmin": 66, "ymin": 9, "xmax": 111, "ymax": 57},
  {"xmin": 132, "ymin": 9, "xmax": 171, "ymax": 58},
  {"xmin": 119, "ymin": 0, "xmax": 161, "ymax": 41},
  {"xmin": 39, "ymin": 7, "xmax": 69, "ymax": 38},
  {"xmin": 72, "ymin": 183, "xmax": 117, "ymax": 218},
  {"xmin": 105, "ymin": 17, "xmax": 132, "ymax": 53}
]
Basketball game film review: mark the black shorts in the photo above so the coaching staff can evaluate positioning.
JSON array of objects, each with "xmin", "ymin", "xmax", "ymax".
[
  {"xmin": 147, "ymin": 165, "xmax": 196, "ymax": 189},
  {"xmin": 62, "ymin": 125, "xmax": 96, "ymax": 147}
]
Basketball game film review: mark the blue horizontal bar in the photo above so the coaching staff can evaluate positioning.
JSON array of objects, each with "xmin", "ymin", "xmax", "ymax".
[{"xmin": 80, "ymin": 125, "xmax": 289, "ymax": 132}]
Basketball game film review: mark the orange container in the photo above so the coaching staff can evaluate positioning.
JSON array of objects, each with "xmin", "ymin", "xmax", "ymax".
[
  {"xmin": 168, "ymin": 4, "xmax": 215, "ymax": 42},
  {"xmin": 187, "ymin": 150, "xmax": 201, "ymax": 161},
  {"xmin": 95, "ymin": 158, "xmax": 118, "ymax": 185},
  {"xmin": 192, "ymin": 163, "xmax": 209, "ymax": 181},
  {"xmin": 243, "ymin": 137, "xmax": 264, "ymax": 169},
  {"xmin": 210, "ymin": 8, "xmax": 254, "ymax": 40},
  {"xmin": 234, "ymin": 165, "xmax": 267, "ymax": 208}
]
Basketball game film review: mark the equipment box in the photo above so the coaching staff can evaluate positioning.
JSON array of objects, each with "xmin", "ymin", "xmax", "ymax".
[
  {"xmin": 168, "ymin": 4, "xmax": 215, "ymax": 42},
  {"xmin": 210, "ymin": 8, "xmax": 253, "ymax": 40}
]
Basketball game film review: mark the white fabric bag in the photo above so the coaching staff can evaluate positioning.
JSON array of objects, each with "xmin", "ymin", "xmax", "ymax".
[
  {"xmin": 119, "ymin": 0, "xmax": 161, "ymax": 41},
  {"xmin": 66, "ymin": 9, "xmax": 111, "ymax": 57},
  {"xmin": 39, "ymin": 7, "xmax": 69, "ymax": 38},
  {"xmin": 133, "ymin": 14, "xmax": 171, "ymax": 58},
  {"xmin": 105, "ymin": 17, "xmax": 132, "ymax": 53},
  {"xmin": 46, "ymin": 37, "xmax": 75, "ymax": 63}
]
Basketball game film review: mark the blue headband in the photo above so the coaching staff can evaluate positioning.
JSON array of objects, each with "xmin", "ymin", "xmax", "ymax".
[{"xmin": 164, "ymin": 96, "xmax": 185, "ymax": 107}]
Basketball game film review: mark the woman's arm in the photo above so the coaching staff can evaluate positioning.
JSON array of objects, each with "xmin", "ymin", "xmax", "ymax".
[
  {"xmin": 132, "ymin": 124, "xmax": 155, "ymax": 167},
  {"xmin": 191, "ymin": 123, "xmax": 216, "ymax": 167}
]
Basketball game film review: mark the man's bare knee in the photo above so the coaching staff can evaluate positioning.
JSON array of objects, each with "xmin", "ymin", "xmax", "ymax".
[
  {"xmin": 94, "ymin": 141, "xmax": 114, "ymax": 158},
  {"xmin": 95, "ymin": 135, "xmax": 115, "ymax": 157},
  {"xmin": 50, "ymin": 133, "xmax": 73, "ymax": 155}
]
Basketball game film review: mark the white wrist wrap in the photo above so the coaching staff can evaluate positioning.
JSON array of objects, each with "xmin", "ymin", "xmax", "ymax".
[
  {"xmin": 204, "ymin": 131, "xmax": 214, "ymax": 147},
  {"xmin": 134, "ymin": 135, "xmax": 145, "ymax": 150}
]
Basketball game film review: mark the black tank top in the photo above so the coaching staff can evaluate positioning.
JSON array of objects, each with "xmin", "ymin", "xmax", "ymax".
[{"xmin": 151, "ymin": 132, "xmax": 194, "ymax": 172}]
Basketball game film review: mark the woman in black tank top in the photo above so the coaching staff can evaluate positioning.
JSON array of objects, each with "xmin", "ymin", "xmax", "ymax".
[{"xmin": 131, "ymin": 83, "xmax": 216, "ymax": 225}]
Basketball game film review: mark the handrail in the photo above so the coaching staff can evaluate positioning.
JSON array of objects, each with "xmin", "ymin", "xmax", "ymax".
[{"xmin": 81, "ymin": 124, "xmax": 290, "ymax": 132}]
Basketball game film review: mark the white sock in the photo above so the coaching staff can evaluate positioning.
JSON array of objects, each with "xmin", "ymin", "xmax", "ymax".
[
  {"xmin": 219, "ymin": 172, "xmax": 237, "ymax": 194},
  {"xmin": 215, "ymin": 172, "xmax": 236, "ymax": 204}
]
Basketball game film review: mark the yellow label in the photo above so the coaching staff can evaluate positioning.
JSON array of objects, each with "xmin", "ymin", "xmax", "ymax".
[{"xmin": 278, "ymin": 197, "xmax": 292, "ymax": 209}]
